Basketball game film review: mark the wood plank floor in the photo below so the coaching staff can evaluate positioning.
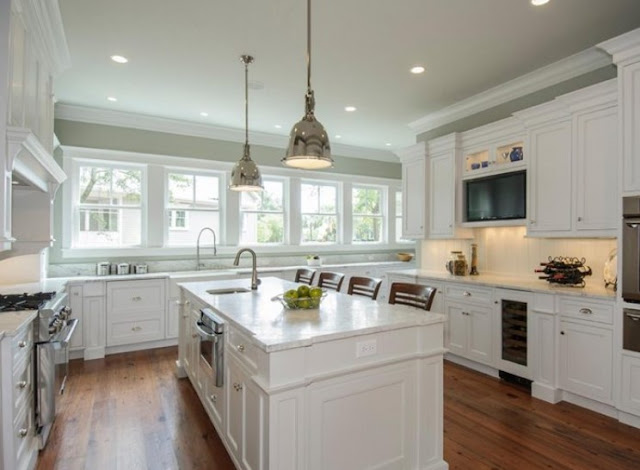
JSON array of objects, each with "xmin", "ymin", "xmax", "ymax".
[{"xmin": 36, "ymin": 347, "xmax": 640, "ymax": 470}]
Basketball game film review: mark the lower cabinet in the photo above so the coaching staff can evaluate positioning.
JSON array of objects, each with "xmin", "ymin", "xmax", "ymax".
[
  {"xmin": 68, "ymin": 284, "xmax": 84, "ymax": 350},
  {"xmin": 559, "ymin": 320, "xmax": 613, "ymax": 404},
  {"xmin": 225, "ymin": 353, "xmax": 265, "ymax": 470},
  {"xmin": 446, "ymin": 300, "xmax": 494, "ymax": 365},
  {"xmin": 621, "ymin": 353, "xmax": 640, "ymax": 416}
]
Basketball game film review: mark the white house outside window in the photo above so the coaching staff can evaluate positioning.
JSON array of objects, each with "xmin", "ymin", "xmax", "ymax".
[
  {"xmin": 352, "ymin": 185, "xmax": 384, "ymax": 243},
  {"xmin": 301, "ymin": 182, "xmax": 338, "ymax": 244},
  {"xmin": 167, "ymin": 172, "xmax": 220, "ymax": 245},
  {"xmin": 75, "ymin": 165, "xmax": 143, "ymax": 247},
  {"xmin": 240, "ymin": 179, "xmax": 286, "ymax": 244}
]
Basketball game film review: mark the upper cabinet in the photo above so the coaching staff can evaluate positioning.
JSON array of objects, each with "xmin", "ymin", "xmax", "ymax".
[
  {"xmin": 396, "ymin": 142, "xmax": 427, "ymax": 239},
  {"xmin": 599, "ymin": 28, "xmax": 640, "ymax": 195},
  {"xmin": 0, "ymin": 0, "xmax": 70, "ymax": 252},
  {"xmin": 515, "ymin": 79, "xmax": 618, "ymax": 238}
]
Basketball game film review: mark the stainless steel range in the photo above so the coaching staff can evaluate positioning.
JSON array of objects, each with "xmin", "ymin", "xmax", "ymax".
[{"xmin": 0, "ymin": 291, "xmax": 78, "ymax": 448}]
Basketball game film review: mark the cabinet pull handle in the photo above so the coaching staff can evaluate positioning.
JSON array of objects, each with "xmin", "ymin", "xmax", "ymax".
[
  {"xmin": 132, "ymin": 296, "xmax": 142, "ymax": 301},
  {"xmin": 17, "ymin": 380, "xmax": 27, "ymax": 389},
  {"xmin": 73, "ymin": 292, "xmax": 79, "ymax": 296},
  {"xmin": 463, "ymin": 291, "xmax": 471, "ymax": 297},
  {"xmin": 18, "ymin": 428, "xmax": 27, "ymax": 438},
  {"xmin": 577, "ymin": 216, "xmax": 582, "ymax": 222},
  {"xmin": 192, "ymin": 333, "xmax": 198, "ymax": 338},
  {"xmin": 627, "ymin": 312, "xmax": 640, "ymax": 321},
  {"xmin": 237, "ymin": 344, "xmax": 245, "ymax": 352},
  {"xmin": 494, "ymin": 300, "xmax": 499, "ymax": 304},
  {"xmin": 18, "ymin": 341, "xmax": 27, "ymax": 348},
  {"xmin": 210, "ymin": 394, "xmax": 217, "ymax": 403},
  {"xmin": 579, "ymin": 308, "xmax": 593, "ymax": 315},
  {"xmin": 530, "ymin": 219, "xmax": 536, "ymax": 225},
  {"xmin": 233, "ymin": 383, "xmax": 243, "ymax": 391},
  {"xmin": 560, "ymin": 331, "xmax": 565, "ymax": 335},
  {"xmin": 131, "ymin": 326, "xmax": 142, "ymax": 332}
]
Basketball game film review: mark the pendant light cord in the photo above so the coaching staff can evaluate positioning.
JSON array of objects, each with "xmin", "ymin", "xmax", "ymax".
[
  {"xmin": 304, "ymin": 0, "xmax": 316, "ymax": 118},
  {"xmin": 245, "ymin": 59, "xmax": 249, "ymax": 148}
]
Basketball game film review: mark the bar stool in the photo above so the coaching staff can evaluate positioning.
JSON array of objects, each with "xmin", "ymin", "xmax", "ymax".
[
  {"xmin": 347, "ymin": 276, "xmax": 383, "ymax": 300},
  {"xmin": 317, "ymin": 271, "xmax": 345, "ymax": 292},
  {"xmin": 294, "ymin": 268, "xmax": 316, "ymax": 285},
  {"xmin": 388, "ymin": 282, "xmax": 437, "ymax": 311}
]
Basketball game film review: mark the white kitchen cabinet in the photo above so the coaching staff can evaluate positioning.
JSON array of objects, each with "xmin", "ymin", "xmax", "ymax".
[
  {"xmin": 67, "ymin": 284, "xmax": 84, "ymax": 350},
  {"xmin": 429, "ymin": 152, "xmax": 456, "ymax": 238},
  {"xmin": 559, "ymin": 320, "xmax": 613, "ymax": 404},
  {"xmin": 106, "ymin": 279, "xmax": 166, "ymax": 347},
  {"xmin": 445, "ymin": 300, "xmax": 494, "ymax": 366},
  {"xmin": 80, "ymin": 281, "xmax": 106, "ymax": 361},
  {"xmin": 395, "ymin": 142, "xmax": 427, "ymax": 239},
  {"xmin": 620, "ymin": 353, "xmax": 640, "ymax": 416},
  {"xmin": 527, "ymin": 119, "xmax": 573, "ymax": 234},
  {"xmin": 225, "ymin": 353, "xmax": 266, "ymax": 470},
  {"xmin": 529, "ymin": 293, "xmax": 559, "ymax": 403}
]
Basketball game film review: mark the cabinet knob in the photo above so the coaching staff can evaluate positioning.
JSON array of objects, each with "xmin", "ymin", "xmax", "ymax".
[
  {"xmin": 18, "ymin": 428, "xmax": 28, "ymax": 438},
  {"xmin": 237, "ymin": 344, "xmax": 245, "ymax": 352},
  {"xmin": 132, "ymin": 296, "xmax": 142, "ymax": 301},
  {"xmin": 210, "ymin": 394, "xmax": 217, "ymax": 403},
  {"xmin": 463, "ymin": 291, "xmax": 471, "ymax": 297},
  {"xmin": 131, "ymin": 326, "xmax": 142, "ymax": 332},
  {"xmin": 530, "ymin": 219, "xmax": 536, "ymax": 225},
  {"xmin": 449, "ymin": 224, "xmax": 453, "ymax": 228},
  {"xmin": 18, "ymin": 341, "xmax": 27, "ymax": 348},
  {"xmin": 579, "ymin": 308, "xmax": 593, "ymax": 315},
  {"xmin": 192, "ymin": 333, "xmax": 198, "ymax": 338},
  {"xmin": 233, "ymin": 383, "xmax": 243, "ymax": 391},
  {"xmin": 577, "ymin": 216, "xmax": 582, "ymax": 222},
  {"xmin": 494, "ymin": 300, "xmax": 499, "ymax": 304},
  {"xmin": 560, "ymin": 331, "xmax": 565, "ymax": 335},
  {"xmin": 73, "ymin": 292, "xmax": 79, "ymax": 296},
  {"xmin": 17, "ymin": 380, "xmax": 27, "ymax": 389}
]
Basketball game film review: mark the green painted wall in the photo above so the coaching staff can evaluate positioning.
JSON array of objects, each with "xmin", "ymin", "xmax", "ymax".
[
  {"xmin": 417, "ymin": 65, "xmax": 617, "ymax": 143},
  {"xmin": 53, "ymin": 120, "xmax": 402, "ymax": 179}
]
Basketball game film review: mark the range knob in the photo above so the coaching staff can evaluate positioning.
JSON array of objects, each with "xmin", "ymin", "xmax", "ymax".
[{"xmin": 59, "ymin": 307, "xmax": 71, "ymax": 320}]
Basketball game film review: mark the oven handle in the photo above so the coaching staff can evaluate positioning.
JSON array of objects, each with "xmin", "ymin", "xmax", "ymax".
[
  {"xmin": 624, "ymin": 218, "xmax": 640, "ymax": 227},
  {"xmin": 55, "ymin": 318, "xmax": 79, "ymax": 348},
  {"xmin": 195, "ymin": 322, "xmax": 218, "ymax": 341},
  {"xmin": 626, "ymin": 312, "xmax": 640, "ymax": 321}
]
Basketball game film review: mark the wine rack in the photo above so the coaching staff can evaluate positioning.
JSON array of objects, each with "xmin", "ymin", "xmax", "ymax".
[{"xmin": 502, "ymin": 299, "xmax": 527, "ymax": 366}]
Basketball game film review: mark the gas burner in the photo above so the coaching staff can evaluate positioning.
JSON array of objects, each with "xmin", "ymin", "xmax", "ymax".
[{"xmin": 0, "ymin": 291, "xmax": 56, "ymax": 312}]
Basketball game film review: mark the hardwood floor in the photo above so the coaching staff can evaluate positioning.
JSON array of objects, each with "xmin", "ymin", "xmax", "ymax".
[{"xmin": 37, "ymin": 347, "xmax": 640, "ymax": 470}]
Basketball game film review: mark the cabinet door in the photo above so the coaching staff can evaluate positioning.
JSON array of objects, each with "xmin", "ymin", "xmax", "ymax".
[
  {"xmin": 621, "ymin": 354, "xmax": 640, "ymax": 416},
  {"xmin": 82, "ymin": 296, "xmax": 105, "ymax": 350},
  {"xmin": 559, "ymin": 321, "xmax": 613, "ymax": 403},
  {"xmin": 575, "ymin": 106, "xmax": 618, "ymax": 232},
  {"xmin": 446, "ymin": 302, "xmax": 467, "ymax": 356},
  {"xmin": 528, "ymin": 120, "xmax": 573, "ymax": 234},
  {"xmin": 402, "ymin": 158, "xmax": 426, "ymax": 239},
  {"xmin": 225, "ymin": 357, "xmax": 244, "ymax": 464},
  {"xmin": 68, "ymin": 285, "xmax": 84, "ymax": 349},
  {"xmin": 467, "ymin": 305, "xmax": 494, "ymax": 365},
  {"xmin": 242, "ymin": 375, "xmax": 264, "ymax": 470},
  {"xmin": 166, "ymin": 297, "xmax": 180, "ymax": 339},
  {"xmin": 621, "ymin": 61, "xmax": 640, "ymax": 192},
  {"xmin": 429, "ymin": 153, "xmax": 455, "ymax": 238}
]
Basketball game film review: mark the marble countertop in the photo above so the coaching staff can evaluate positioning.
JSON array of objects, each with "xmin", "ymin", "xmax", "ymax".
[
  {"xmin": 387, "ymin": 269, "xmax": 616, "ymax": 299},
  {"xmin": 0, "ymin": 277, "xmax": 68, "ymax": 295},
  {"xmin": 179, "ymin": 277, "xmax": 444, "ymax": 353},
  {"xmin": 56, "ymin": 261, "xmax": 414, "ymax": 284},
  {"xmin": 0, "ymin": 310, "xmax": 38, "ymax": 338}
]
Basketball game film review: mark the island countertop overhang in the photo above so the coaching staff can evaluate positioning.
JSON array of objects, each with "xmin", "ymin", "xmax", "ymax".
[{"xmin": 178, "ymin": 276, "xmax": 445, "ymax": 353}]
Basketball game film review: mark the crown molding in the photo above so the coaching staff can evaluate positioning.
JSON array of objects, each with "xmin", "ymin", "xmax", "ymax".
[
  {"xmin": 427, "ymin": 133, "xmax": 461, "ymax": 155},
  {"xmin": 393, "ymin": 142, "xmax": 425, "ymax": 164},
  {"xmin": 408, "ymin": 47, "xmax": 611, "ymax": 136},
  {"xmin": 54, "ymin": 104, "xmax": 398, "ymax": 163},
  {"xmin": 599, "ymin": 27, "xmax": 640, "ymax": 65}
]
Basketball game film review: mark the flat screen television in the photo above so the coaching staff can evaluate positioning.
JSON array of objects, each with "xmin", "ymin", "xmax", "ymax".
[{"xmin": 465, "ymin": 170, "xmax": 526, "ymax": 222}]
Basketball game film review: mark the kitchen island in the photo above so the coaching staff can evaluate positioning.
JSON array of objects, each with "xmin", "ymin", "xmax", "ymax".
[{"xmin": 178, "ymin": 277, "xmax": 447, "ymax": 470}]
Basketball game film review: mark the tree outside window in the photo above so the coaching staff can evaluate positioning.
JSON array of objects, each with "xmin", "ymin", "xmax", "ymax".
[
  {"xmin": 352, "ymin": 186, "xmax": 384, "ymax": 243},
  {"xmin": 76, "ymin": 165, "xmax": 142, "ymax": 247},
  {"xmin": 240, "ymin": 180, "xmax": 285, "ymax": 244},
  {"xmin": 301, "ymin": 182, "xmax": 338, "ymax": 243},
  {"xmin": 167, "ymin": 172, "xmax": 220, "ymax": 245}
]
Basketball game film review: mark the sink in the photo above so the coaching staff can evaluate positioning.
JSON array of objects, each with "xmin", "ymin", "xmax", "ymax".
[{"xmin": 206, "ymin": 287, "xmax": 251, "ymax": 295}]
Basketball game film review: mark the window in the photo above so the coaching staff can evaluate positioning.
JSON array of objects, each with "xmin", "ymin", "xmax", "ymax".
[
  {"xmin": 167, "ymin": 172, "xmax": 220, "ymax": 245},
  {"xmin": 395, "ymin": 190, "xmax": 409, "ymax": 243},
  {"xmin": 352, "ymin": 186, "xmax": 384, "ymax": 243},
  {"xmin": 240, "ymin": 179, "xmax": 285, "ymax": 244},
  {"xmin": 75, "ymin": 164, "xmax": 143, "ymax": 247},
  {"xmin": 301, "ymin": 182, "xmax": 338, "ymax": 243}
]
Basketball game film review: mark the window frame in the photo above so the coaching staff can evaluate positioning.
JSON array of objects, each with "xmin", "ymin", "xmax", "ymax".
[
  {"xmin": 239, "ymin": 176, "xmax": 289, "ymax": 246},
  {"xmin": 300, "ymin": 179, "xmax": 340, "ymax": 245},
  {"xmin": 351, "ymin": 184, "xmax": 386, "ymax": 244}
]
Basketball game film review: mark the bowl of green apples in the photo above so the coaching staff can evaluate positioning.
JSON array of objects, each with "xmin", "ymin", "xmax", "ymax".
[{"xmin": 274, "ymin": 284, "xmax": 327, "ymax": 310}]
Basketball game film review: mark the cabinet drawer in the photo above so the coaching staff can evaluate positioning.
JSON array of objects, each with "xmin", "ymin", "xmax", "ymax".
[
  {"xmin": 83, "ymin": 281, "xmax": 105, "ymax": 297},
  {"xmin": 14, "ymin": 399, "xmax": 35, "ymax": 469},
  {"xmin": 13, "ymin": 355, "xmax": 32, "ymax": 416},
  {"xmin": 107, "ymin": 317, "xmax": 163, "ymax": 346},
  {"xmin": 444, "ymin": 284, "xmax": 492, "ymax": 304},
  {"xmin": 12, "ymin": 326, "xmax": 33, "ymax": 373},
  {"xmin": 108, "ymin": 279, "xmax": 165, "ymax": 314},
  {"xmin": 227, "ymin": 328, "xmax": 258, "ymax": 371},
  {"xmin": 559, "ymin": 297, "xmax": 613, "ymax": 325}
]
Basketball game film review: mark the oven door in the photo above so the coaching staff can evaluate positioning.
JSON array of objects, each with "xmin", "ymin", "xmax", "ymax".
[{"xmin": 195, "ymin": 320, "xmax": 224, "ymax": 387}]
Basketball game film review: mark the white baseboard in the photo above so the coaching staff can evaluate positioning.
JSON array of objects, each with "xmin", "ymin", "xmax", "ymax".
[
  {"xmin": 175, "ymin": 359, "xmax": 187, "ymax": 378},
  {"xmin": 561, "ymin": 391, "xmax": 617, "ymax": 419},
  {"xmin": 444, "ymin": 354, "xmax": 499, "ymax": 378},
  {"xmin": 532, "ymin": 382, "xmax": 562, "ymax": 404},
  {"xmin": 618, "ymin": 410, "xmax": 640, "ymax": 429},
  {"xmin": 84, "ymin": 346, "xmax": 105, "ymax": 361},
  {"xmin": 105, "ymin": 338, "xmax": 178, "ymax": 356}
]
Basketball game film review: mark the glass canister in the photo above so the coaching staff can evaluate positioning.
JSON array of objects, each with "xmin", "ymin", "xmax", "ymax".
[{"xmin": 446, "ymin": 251, "xmax": 468, "ymax": 276}]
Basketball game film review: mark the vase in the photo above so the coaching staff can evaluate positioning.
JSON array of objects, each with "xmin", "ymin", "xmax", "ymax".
[{"xmin": 509, "ymin": 146, "xmax": 523, "ymax": 162}]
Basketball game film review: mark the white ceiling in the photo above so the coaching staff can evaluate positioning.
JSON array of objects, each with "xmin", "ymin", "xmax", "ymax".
[{"xmin": 55, "ymin": 0, "xmax": 640, "ymax": 159}]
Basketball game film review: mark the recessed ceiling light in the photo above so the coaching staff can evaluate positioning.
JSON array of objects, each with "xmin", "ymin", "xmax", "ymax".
[
  {"xmin": 107, "ymin": 96, "xmax": 118, "ymax": 102},
  {"xmin": 200, "ymin": 112, "xmax": 209, "ymax": 117},
  {"xmin": 110, "ymin": 55, "xmax": 128, "ymax": 64},
  {"xmin": 335, "ymin": 135, "xmax": 342, "ymax": 139},
  {"xmin": 274, "ymin": 124, "xmax": 282, "ymax": 129},
  {"xmin": 385, "ymin": 143, "xmax": 392, "ymax": 147},
  {"xmin": 410, "ymin": 66, "xmax": 425, "ymax": 74},
  {"xmin": 344, "ymin": 106, "xmax": 357, "ymax": 112},
  {"xmin": 531, "ymin": 0, "xmax": 549, "ymax": 5}
]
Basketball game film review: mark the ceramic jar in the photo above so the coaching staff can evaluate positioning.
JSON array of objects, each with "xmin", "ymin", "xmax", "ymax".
[{"xmin": 446, "ymin": 251, "xmax": 468, "ymax": 276}]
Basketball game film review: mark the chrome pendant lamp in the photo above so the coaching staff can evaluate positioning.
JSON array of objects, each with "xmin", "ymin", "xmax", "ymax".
[
  {"xmin": 229, "ymin": 55, "xmax": 263, "ymax": 191},
  {"xmin": 282, "ymin": 0, "xmax": 333, "ymax": 170}
]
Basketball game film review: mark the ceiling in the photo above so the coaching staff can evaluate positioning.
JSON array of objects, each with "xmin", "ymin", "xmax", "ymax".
[{"xmin": 55, "ymin": 0, "xmax": 640, "ymax": 159}]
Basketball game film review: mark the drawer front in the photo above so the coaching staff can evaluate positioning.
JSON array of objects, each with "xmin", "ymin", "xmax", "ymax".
[
  {"xmin": 83, "ymin": 281, "xmax": 105, "ymax": 297},
  {"xmin": 12, "ymin": 326, "xmax": 33, "ymax": 373},
  {"xmin": 13, "ymin": 355, "xmax": 32, "ymax": 416},
  {"xmin": 14, "ymin": 399, "xmax": 35, "ymax": 470},
  {"xmin": 107, "ymin": 317, "xmax": 164, "ymax": 346},
  {"xmin": 108, "ymin": 280, "xmax": 165, "ymax": 314},
  {"xmin": 227, "ymin": 328, "xmax": 258, "ymax": 371},
  {"xmin": 559, "ymin": 297, "xmax": 613, "ymax": 325},
  {"xmin": 445, "ymin": 284, "xmax": 492, "ymax": 304}
]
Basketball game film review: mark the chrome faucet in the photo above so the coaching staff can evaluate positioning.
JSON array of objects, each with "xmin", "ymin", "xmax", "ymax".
[
  {"xmin": 233, "ymin": 248, "xmax": 260, "ymax": 290},
  {"xmin": 196, "ymin": 227, "xmax": 217, "ymax": 271}
]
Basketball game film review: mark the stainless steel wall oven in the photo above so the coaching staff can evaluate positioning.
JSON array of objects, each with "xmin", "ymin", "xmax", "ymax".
[{"xmin": 195, "ymin": 308, "xmax": 225, "ymax": 387}]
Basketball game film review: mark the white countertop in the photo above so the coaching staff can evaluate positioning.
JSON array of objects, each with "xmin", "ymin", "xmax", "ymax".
[
  {"xmin": 0, "ymin": 277, "xmax": 68, "ymax": 295},
  {"xmin": 388, "ymin": 269, "xmax": 616, "ymax": 299},
  {"xmin": 0, "ymin": 310, "xmax": 37, "ymax": 338},
  {"xmin": 180, "ymin": 277, "xmax": 444, "ymax": 353}
]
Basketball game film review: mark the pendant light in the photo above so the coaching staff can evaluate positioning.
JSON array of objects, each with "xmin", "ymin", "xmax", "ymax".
[
  {"xmin": 282, "ymin": 0, "xmax": 333, "ymax": 170},
  {"xmin": 229, "ymin": 55, "xmax": 263, "ymax": 191}
]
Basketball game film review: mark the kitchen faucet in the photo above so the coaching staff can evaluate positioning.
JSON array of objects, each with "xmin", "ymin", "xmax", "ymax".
[
  {"xmin": 233, "ymin": 248, "xmax": 260, "ymax": 290},
  {"xmin": 196, "ymin": 227, "xmax": 217, "ymax": 271}
]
